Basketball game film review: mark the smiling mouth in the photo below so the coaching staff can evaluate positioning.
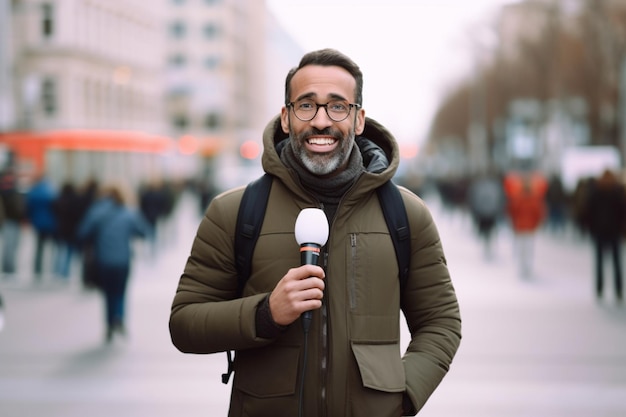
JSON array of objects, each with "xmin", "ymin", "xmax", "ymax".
[{"xmin": 307, "ymin": 137, "xmax": 336, "ymax": 145}]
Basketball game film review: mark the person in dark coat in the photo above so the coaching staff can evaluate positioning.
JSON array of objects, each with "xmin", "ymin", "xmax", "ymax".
[
  {"xmin": 76, "ymin": 184, "xmax": 153, "ymax": 343},
  {"xmin": 545, "ymin": 174, "xmax": 568, "ymax": 235},
  {"xmin": 53, "ymin": 182, "xmax": 83, "ymax": 279},
  {"xmin": 139, "ymin": 180, "xmax": 167, "ymax": 256},
  {"xmin": 75, "ymin": 179, "xmax": 100, "ymax": 289},
  {"xmin": 25, "ymin": 174, "xmax": 58, "ymax": 279},
  {"xmin": 584, "ymin": 169, "xmax": 626, "ymax": 301},
  {"xmin": 467, "ymin": 171, "xmax": 505, "ymax": 260},
  {"xmin": 0, "ymin": 169, "xmax": 25, "ymax": 276}
]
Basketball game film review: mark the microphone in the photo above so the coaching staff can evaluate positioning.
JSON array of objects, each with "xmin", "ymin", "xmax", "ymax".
[{"xmin": 294, "ymin": 208, "xmax": 329, "ymax": 332}]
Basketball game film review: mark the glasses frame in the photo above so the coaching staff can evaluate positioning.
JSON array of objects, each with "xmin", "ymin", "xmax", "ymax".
[{"xmin": 287, "ymin": 100, "xmax": 361, "ymax": 122}]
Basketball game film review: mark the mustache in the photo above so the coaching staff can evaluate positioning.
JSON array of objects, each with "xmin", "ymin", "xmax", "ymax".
[{"xmin": 299, "ymin": 127, "xmax": 342, "ymax": 139}]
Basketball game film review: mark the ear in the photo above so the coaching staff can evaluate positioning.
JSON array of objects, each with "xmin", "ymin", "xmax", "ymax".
[
  {"xmin": 355, "ymin": 107, "xmax": 365, "ymax": 135},
  {"xmin": 280, "ymin": 107, "xmax": 290, "ymax": 134}
]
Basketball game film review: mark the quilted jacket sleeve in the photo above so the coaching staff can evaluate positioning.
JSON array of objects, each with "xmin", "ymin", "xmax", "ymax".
[
  {"xmin": 400, "ymin": 189, "xmax": 462, "ymax": 415},
  {"xmin": 169, "ymin": 189, "xmax": 274, "ymax": 354}
]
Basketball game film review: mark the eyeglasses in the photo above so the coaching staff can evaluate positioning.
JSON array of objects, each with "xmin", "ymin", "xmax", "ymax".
[{"xmin": 287, "ymin": 98, "xmax": 360, "ymax": 122}]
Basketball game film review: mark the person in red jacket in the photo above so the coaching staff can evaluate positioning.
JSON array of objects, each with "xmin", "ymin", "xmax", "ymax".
[{"xmin": 504, "ymin": 170, "xmax": 548, "ymax": 278}]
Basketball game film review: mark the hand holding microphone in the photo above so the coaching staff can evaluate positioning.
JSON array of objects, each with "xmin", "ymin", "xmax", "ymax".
[
  {"xmin": 267, "ymin": 209, "xmax": 328, "ymax": 329},
  {"xmin": 295, "ymin": 208, "xmax": 328, "ymax": 331}
]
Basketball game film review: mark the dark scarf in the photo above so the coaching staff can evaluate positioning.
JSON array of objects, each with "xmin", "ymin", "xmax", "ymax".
[{"xmin": 280, "ymin": 139, "xmax": 365, "ymax": 222}]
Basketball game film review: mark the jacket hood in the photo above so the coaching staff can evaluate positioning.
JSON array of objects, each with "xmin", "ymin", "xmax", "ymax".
[{"xmin": 261, "ymin": 114, "xmax": 400, "ymax": 193}]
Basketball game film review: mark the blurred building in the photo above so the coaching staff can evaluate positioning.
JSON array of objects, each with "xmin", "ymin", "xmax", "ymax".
[
  {"xmin": 163, "ymin": 0, "xmax": 303, "ymax": 190},
  {"xmin": 497, "ymin": 0, "xmax": 588, "ymax": 173},
  {"xmin": 0, "ymin": 0, "xmax": 303, "ymax": 189},
  {"xmin": 426, "ymin": 0, "xmax": 626, "ymax": 187},
  {"xmin": 0, "ymin": 0, "xmax": 14, "ymax": 132},
  {"xmin": 7, "ymin": 0, "xmax": 167, "ymax": 133},
  {"xmin": 0, "ymin": 0, "xmax": 170, "ymax": 188}
]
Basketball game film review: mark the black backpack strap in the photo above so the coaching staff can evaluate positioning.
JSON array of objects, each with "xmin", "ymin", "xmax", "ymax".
[
  {"xmin": 223, "ymin": 173, "xmax": 273, "ymax": 385},
  {"xmin": 377, "ymin": 181, "xmax": 411, "ymax": 290},
  {"xmin": 221, "ymin": 350, "xmax": 234, "ymax": 384},
  {"xmin": 234, "ymin": 173, "xmax": 273, "ymax": 296}
]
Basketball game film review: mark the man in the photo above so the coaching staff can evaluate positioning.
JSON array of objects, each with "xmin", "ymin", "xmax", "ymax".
[
  {"xmin": 467, "ymin": 170, "xmax": 505, "ymax": 260},
  {"xmin": 584, "ymin": 169, "xmax": 625, "ymax": 301},
  {"xmin": 25, "ymin": 173, "xmax": 58, "ymax": 279},
  {"xmin": 169, "ymin": 49, "xmax": 461, "ymax": 416},
  {"xmin": 0, "ymin": 168, "xmax": 24, "ymax": 277},
  {"xmin": 77, "ymin": 184, "xmax": 153, "ymax": 343},
  {"xmin": 503, "ymin": 169, "xmax": 548, "ymax": 278}
]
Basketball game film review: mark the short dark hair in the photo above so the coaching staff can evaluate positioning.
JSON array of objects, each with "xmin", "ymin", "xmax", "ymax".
[{"xmin": 284, "ymin": 48, "xmax": 363, "ymax": 106}]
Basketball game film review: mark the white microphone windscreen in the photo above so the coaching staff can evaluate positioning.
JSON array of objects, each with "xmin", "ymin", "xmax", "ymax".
[{"xmin": 294, "ymin": 208, "xmax": 329, "ymax": 246}]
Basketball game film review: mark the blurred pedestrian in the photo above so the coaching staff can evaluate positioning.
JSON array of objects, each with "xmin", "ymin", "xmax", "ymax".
[
  {"xmin": 139, "ymin": 179, "xmax": 167, "ymax": 256},
  {"xmin": 75, "ymin": 178, "xmax": 100, "ymax": 290},
  {"xmin": 467, "ymin": 170, "xmax": 505, "ymax": 260},
  {"xmin": 0, "ymin": 291, "xmax": 4, "ymax": 332},
  {"xmin": 584, "ymin": 169, "xmax": 626, "ymax": 302},
  {"xmin": 196, "ymin": 178, "xmax": 217, "ymax": 217},
  {"xmin": 0, "ymin": 184, "xmax": 5, "ymax": 248},
  {"xmin": 545, "ymin": 174, "xmax": 568, "ymax": 235},
  {"xmin": 25, "ymin": 173, "xmax": 59, "ymax": 280},
  {"xmin": 571, "ymin": 177, "xmax": 593, "ymax": 238},
  {"xmin": 0, "ymin": 169, "xmax": 24, "ymax": 277},
  {"xmin": 76, "ymin": 184, "xmax": 153, "ymax": 343},
  {"xmin": 504, "ymin": 170, "xmax": 548, "ymax": 278},
  {"xmin": 52, "ymin": 182, "xmax": 82, "ymax": 280}
]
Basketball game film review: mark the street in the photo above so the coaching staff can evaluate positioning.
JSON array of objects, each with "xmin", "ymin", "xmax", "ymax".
[{"xmin": 1, "ymin": 190, "xmax": 625, "ymax": 417}]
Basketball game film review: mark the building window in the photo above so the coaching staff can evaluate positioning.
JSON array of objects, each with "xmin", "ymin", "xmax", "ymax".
[
  {"xmin": 170, "ymin": 21, "xmax": 186, "ymax": 39},
  {"xmin": 172, "ymin": 0, "xmax": 186, "ymax": 4},
  {"xmin": 172, "ymin": 115, "xmax": 189, "ymax": 130},
  {"xmin": 204, "ymin": 0, "xmax": 221, "ymax": 5},
  {"xmin": 41, "ymin": 3, "xmax": 54, "ymax": 38},
  {"xmin": 41, "ymin": 78, "xmax": 57, "ymax": 116},
  {"xmin": 204, "ymin": 112, "xmax": 221, "ymax": 129},
  {"xmin": 169, "ymin": 54, "xmax": 187, "ymax": 67},
  {"xmin": 203, "ymin": 23, "xmax": 219, "ymax": 39},
  {"xmin": 204, "ymin": 56, "xmax": 220, "ymax": 70}
]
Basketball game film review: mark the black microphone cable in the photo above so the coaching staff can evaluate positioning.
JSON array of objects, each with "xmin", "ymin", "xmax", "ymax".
[{"xmin": 298, "ymin": 317, "xmax": 311, "ymax": 417}]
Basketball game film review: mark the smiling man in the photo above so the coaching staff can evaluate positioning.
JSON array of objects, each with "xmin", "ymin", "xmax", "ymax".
[
  {"xmin": 283, "ymin": 63, "xmax": 364, "ymax": 176},
  {"xmin": 169, "ymin": 48, "xmax": 461, "ymax": 417}
]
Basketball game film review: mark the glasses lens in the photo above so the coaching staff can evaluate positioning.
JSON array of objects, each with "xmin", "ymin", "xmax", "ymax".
[
  {"xmin": 326, "ymin": 101, "xmax": 350, "ymax": 121},
  {"xmin": 293, "ymin": 99, "xmax": 317, "ymax": 121}
]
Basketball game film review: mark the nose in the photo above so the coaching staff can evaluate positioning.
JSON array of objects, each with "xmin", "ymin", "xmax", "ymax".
[{"xmin": 309, "ymin": 105, "xmax": 334, "ymax": 130}]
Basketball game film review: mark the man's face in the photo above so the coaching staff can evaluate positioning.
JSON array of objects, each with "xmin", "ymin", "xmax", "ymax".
[{"xmin": 281, "ymin": 65, "xmax": 365, "ymax": 177}]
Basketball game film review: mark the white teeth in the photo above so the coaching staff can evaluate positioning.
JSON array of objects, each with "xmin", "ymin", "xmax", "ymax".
[{"xmin": 308, "ymin": 138, "xmax": 335, "ymax": 145}]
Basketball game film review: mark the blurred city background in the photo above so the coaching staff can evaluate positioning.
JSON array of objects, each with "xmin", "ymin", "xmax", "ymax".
[{"xmin": 1, "ymin": 0, "xmax": 626, "ymax": 416}]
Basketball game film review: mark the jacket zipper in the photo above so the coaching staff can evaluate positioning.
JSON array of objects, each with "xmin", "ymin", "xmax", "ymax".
[
  {"xmin": 319, "ymin": 249, "xmax": 329, "ymax": 417},
  {"xmin": 349, "ymin": 233, "xmax": 357, "ymax": 310}
]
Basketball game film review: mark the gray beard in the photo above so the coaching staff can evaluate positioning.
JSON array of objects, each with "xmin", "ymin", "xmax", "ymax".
[{"xmin": 291, "ymin": 130, "xmax": 355, "ymax": 176}]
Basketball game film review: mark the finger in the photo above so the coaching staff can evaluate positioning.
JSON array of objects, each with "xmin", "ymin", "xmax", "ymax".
[{"xmin": 297, "ymin": 265, "xmax": 325, "ymax": 280}]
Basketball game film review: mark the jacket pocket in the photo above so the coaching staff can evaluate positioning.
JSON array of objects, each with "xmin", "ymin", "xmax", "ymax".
[
  {"xmin": 351, "ymin": 342, "xmax": 405, "ymax": 392},
  {"xmin": 233, "ymin": 345, "xmax": 300, "ymax": 397}
]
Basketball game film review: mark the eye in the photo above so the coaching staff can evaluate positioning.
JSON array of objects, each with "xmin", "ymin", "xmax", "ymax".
[
  {"xmin": 297, "ymin": 100, "xmax": 315, "ymax": 111},
  {"xmin": 329, "ymin": 101, "xmax": 348, "ymax": 112}
]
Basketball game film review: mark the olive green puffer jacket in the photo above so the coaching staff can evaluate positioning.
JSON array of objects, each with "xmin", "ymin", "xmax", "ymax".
[{"xmin": 169, "ymin": 115, "xmax": 461, "ymax": 417}]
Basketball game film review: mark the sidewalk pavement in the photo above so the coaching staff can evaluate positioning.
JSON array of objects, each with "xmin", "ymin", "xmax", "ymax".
[{"xmin": 0, "ymin": 191, "xmax": 625, "ymax": 417}]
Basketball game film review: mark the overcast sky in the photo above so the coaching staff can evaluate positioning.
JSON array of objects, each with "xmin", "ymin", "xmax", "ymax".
[{"xmin": 266, "ymin": 0, "xmax": 519, "ymax": 146}]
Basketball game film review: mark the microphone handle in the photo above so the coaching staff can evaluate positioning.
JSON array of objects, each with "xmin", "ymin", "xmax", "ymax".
[
  {"xmin": 300, "ymin": 244, "xmax": 321, "ymax": 332},
  {"xmin": 300, "ymin": 248, "xmax": 320, "ymax": 266}
]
